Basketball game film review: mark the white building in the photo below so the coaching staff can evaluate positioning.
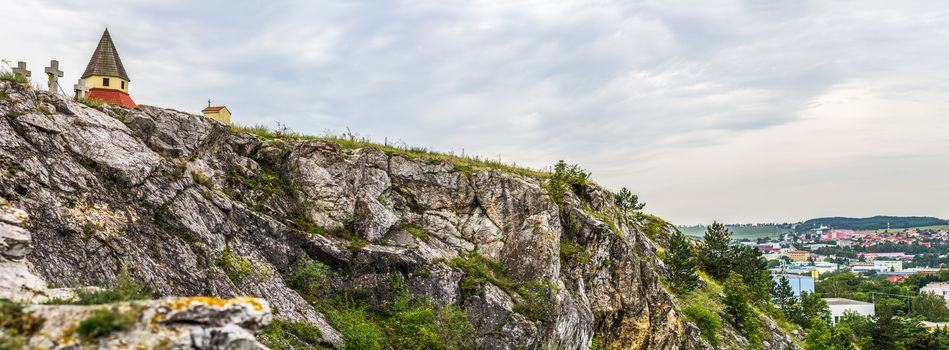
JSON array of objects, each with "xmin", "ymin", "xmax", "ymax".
[
  {"xmin": 873, "ymin": 260, "xmax": 904, "ymax": 272},
  {"xmin": 823, "ymin": 298, "xmax": 875, "ymax": 324},
  {"xmin": 921, "ymin": 282, "xmax": 949, "ymax": 303}
]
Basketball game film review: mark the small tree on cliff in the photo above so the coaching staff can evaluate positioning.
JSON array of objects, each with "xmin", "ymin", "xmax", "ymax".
[
  {"xmin": 667, "ymin": 230, "xmax": 698, "ymax": 293},
  {"xmin": 774, "ymin": 276, "xmax": 797, "ymax": 315},
  {"xmin": 724, "ymin": 272, "xmax": 761, "ymax": 344},
  {"xmin": 614, "ymin": 187, "xmax": 645, "ymax": 214},
  {"xmin": 700, "ymin": 222, "xmax": 733, "ymax": 280},
  {"xmin": 733, "ymin": 245, "xmax": 773, "ymax": 302}
]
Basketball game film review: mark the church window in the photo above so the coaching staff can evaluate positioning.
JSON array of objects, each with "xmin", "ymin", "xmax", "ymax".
[{"xmin": 103, "ymin": 78, "xmax": 110, "ymax": 86}]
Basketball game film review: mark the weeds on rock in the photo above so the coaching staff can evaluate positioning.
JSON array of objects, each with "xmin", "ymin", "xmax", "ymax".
[
  {"xmin": 45, "ymin": 268, "xmax": 152, "ymax": 305},
  {"xmin": 76, "ymin": 308, "xmax": 135, "ymax": 340},
  {"xmin": 285, "ymin": 257, "xmax": 331, "ymax": 300},
  {"xmin": 218, "ymin": 247, "xmax": 273, "ymax": 285},
  {"xmin": 0, "ymin": 299, "xmax": 45, "ymax": 337},
  {"xmin": 257, "ymin": 319, "xmax": 326, "ymax": 350},
  {"xmin": 0, "ymin": 72, "xmax": 28, "ymax": 84}
]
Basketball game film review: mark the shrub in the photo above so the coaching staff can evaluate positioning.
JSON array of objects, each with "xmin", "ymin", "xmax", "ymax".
[
  {"xmin": 559, "ymin": 240, "xmax": 590, "ymax": 264},
  {"xmin": 613, "ymin": 187, "xmax": 645, "ymax": 213},
  {"xmin": 257, "ymin": 319, "xmax": 324, "ymax": 350},
  {"xmin": 218, "ymin": 247, "xmax": 272, "ymax": 285},
  {"xmin": 285, "ymin": 257, "xmax": 331, "ymax": 298},
  {"xmin": 324, "ymin": 304, "xmax": 385, "ymax": 350},
  {"xmin": 512, "ymin": 281, "xmax": 554, "ymax": 322},
  {"xmin": 76, "ymin": 308, "xmax": 134, "ymax": 339},
  {"xmin": 451, "ymin": 253, "xmax": 516, "ymax": 294},
  {"xmin": 683, "ymin": 305, "xmax": 720, "ymax": 346},
  {"xmin": 191, "ymin": 171, "xmax": 214, "ymax": 189},
  {"xmin": 546, "ymin": 160, "xmax": 590, "ymax": 205},
  {"xmin": 382, "ymin": 297, "xmax": 475, "ymax": 350}
]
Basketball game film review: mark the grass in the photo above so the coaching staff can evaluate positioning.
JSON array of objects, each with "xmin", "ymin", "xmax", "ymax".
[
  {"xmin": 0, "ymin": 72, "xmax": 28, "ymax": 84},
  {"xmin": 400, "ymin": 224, "xmax": 431, "ymax": 242},
  {"xmin": 559, "ymin": 240, "xmax": 590, "ymax": 264},
  {"xmin": 45, "ymin": 268, "xmax": 151, "ymax": 305},
  {"xmin": 77, "ymin": 97, "xmax": 105, "ymax": 108},
  {"xmin": 285, "ymin": 257, "xmax": 331, "ymax": 299},
  {"xmin": 218, "ymin": 247, "xmax": 273, "ymax": 285},
  {"xmin": 257, "ymin": 319, "xmax": 327, "ymax": 350},
  {"xmin": 450, "ymin": 253, "xmax": 553, "ymax": 322},
  {"xmin": 191, "ymin": 171, "xmax": 214, "ymax": 189},
  {"xmin": 683, "ymin": 305, "xmax": 720, "ymax": 346},
  {"xmin": 76, "ymin": 308, "xmax": 135, "ymax": 340},
  {"xmin": 230, "ymin": 123, "xmax": 547, "ymax": 178},
  {"xmin": 584, "ymin": 208, "xmax": 621, "ymax": 237}
]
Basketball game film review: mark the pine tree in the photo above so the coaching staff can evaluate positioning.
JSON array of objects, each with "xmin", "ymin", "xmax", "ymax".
[
  {"xmin": 700, "ymin": 222, "xmax": 733, "ymax": 280},
  {"xmin": 667, "ymin": 230, "xmax": 698, "ymax": 293},
  {"xmin": 733, "ymin": 246, "xmax": 773, "ymax": 302},
  {"xmin": 803, "ymin": 317, "xmax": 834, "ymax": 350},
  {"xmin": 774, "ymin": 276, "xmax": 797, "ymax": 316}
]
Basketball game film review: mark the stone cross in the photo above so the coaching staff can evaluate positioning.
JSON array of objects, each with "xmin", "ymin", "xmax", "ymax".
[
  {"xmin": 12, "ymin": 61, "xmax": 31, "ymax": 78},
  {"xmin": 73, "ymin": 79, "xmax": 89, "ymax": 99},
  {"xmin": 44, "ymin": 60, "xmax": 63, "ymax": 93}
]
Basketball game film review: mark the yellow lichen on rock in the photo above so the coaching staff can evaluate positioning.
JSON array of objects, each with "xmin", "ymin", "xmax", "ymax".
[{"xmin": 165, "ymin": 296, "xmax": 265, "ymax": 312}]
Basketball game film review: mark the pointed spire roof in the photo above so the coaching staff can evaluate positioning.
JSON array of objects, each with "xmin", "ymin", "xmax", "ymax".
[{"xmin": 82, "ymin": 29, "xmax": 130, "ymax": 81}]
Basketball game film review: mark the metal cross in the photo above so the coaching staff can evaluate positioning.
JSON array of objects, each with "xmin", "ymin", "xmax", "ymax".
[
  {"xmin": 12, "ymin": 61, "xmax": 31, "ymax": 78},
  {"xmin": 44, "ymin": 60, "xmax": 64, "ymax": 93},
  {"xmin": 73, "ymin": 79, "xmax": 89, "ymax": 99}
]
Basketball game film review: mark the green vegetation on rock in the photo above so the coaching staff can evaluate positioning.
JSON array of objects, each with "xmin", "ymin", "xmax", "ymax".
[
  {"xmin": 258, "ymin": 319, "xmax": 327, "ymax": 350},
  {"xmin": 76, "ymin": 308, "xmax": 135, "ymax": 340}
]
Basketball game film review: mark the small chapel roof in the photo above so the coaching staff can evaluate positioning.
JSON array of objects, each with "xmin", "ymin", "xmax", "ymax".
[
  {"xmin": 202, "ymin": 106, "xmax": 228, "ymax": 112},
  {"xmin": 82, "ymin": 29, "xmax": 131, "ymax": 81}
]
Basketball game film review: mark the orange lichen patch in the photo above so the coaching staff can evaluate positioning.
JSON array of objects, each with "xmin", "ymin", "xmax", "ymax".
[{"xmin": 165, "ymin": 296, "xmax": 264, "ymax": 312}]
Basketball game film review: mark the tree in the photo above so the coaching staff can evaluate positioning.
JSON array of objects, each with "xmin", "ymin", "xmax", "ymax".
[
  {"xmin": 733, "ymin": 246, "xmax": 773, "ymax": 302},
  {"xmin": 794, "ymin": 292, "xmax": 831, "ymax": 328},
  {"xmin": 613, "ymin": 187, "xmax": 645, "ymax": 213},
  {"xmin": 700, "ymin": 222, "xmax": 733, "ymax": 280},
  {"xmin": 803, "ymin": 317, "xmax": 834, "ymax": 350},
  {"xmin": 724, "ymin": 272, "xmax": 759, "ymax": 343},
  {"xmin": 774, "ymin": 276, "xmax": 797, "ymax": 314},
  {"xmin": 912, "ymin": 292, "xmax": 949, "ymax": 322},
  {"xmin": 667, "ymin": 230, "xmax": 698, "ymax": 293}
]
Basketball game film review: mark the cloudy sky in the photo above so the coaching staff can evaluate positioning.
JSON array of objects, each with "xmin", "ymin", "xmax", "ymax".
[{"xmin": 3, "ymin": 0, "xmax": 948, "ymax": 225}]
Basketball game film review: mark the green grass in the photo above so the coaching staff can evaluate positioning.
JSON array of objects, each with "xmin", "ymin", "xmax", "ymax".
[
  {"xmin": 217, "ymin": 247, "xmax": 273, "ymax": 285},
  {"xmin": 76, "ymin": 308, "xmax": 135, "ymax": 339},
  {"xmin": 0, "ymin": 300, "xmax": 44, "ymax": 337},
  {"xmin": 77, "ymin": 97, "xmax": 105, "ymax": 108},
  {"xmin": 0, "ymin": 72, "xmax": 28, "ymax": 84},
  {"xmin": 400, "ymin": 224, "xmax": 431, "ymax": 242},
  {"xmin": 559, "ymin": 240, "xmax": 590, "ymax": 264},
  {"xmin": 257, "ymin": 319, "xmax": 327, "ymax": 350},
  {"xmin": 230, "ymin": 124, "xmax": 547, "ymax": 178},
  {"xmin": 44, "ymin": 268, "xmax": 151, "ymax": 305}
]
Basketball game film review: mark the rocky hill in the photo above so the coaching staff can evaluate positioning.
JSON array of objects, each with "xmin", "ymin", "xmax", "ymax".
[{"xmin": 0, "ymin": 80, "xmax": 800, "ymax": 349}]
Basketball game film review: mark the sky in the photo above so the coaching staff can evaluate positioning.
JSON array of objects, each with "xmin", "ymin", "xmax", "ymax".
[{"xmin": 2, "ymin": 0, "xmax": 948, "ymax": 225}]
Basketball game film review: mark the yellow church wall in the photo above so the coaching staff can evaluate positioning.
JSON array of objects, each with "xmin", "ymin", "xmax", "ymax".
[
  {"xmin": 83, "ymin": 75, "xmax": 129, "ymax": 93},
  {"xmin": 203, "ymin": 108, "xmax": 231, "ymax": 124}
]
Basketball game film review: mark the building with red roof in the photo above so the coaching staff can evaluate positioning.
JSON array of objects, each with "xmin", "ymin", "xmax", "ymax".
[{"xmin": 81, "ymin": 29, "xmax": 135, "ymax": 108}]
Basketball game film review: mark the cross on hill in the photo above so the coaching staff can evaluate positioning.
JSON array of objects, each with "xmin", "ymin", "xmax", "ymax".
[
  {"xmin": 44, "ymin": 60, "xmax": 63, "ymax": 93},
  {"xmin": 12, "ymin": 61, "xmax": 31, "ymax": 78}
]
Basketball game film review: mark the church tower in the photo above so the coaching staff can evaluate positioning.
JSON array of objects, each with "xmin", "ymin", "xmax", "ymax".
[{"xmin": 82, "ymin": 29, "xmax": 136, "ymax": 108}]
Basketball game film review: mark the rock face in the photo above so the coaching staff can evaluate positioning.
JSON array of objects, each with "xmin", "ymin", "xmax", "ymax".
[{"xmin": 0, "ymin": 81, "xmax": 799, "ymax": 349}]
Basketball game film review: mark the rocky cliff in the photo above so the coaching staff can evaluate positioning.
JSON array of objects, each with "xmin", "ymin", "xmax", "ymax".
[{"xmin": 0, "ymin": 80, "xmax": 800, "ymax": 349}]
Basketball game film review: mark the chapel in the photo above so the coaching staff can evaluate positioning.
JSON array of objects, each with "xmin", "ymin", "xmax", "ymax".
[{"xmin": 82, "ymin": 29, "xmax": 136, "ymax": 108}]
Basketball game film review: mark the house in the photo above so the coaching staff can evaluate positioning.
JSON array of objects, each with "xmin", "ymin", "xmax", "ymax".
[
  {"xmin": 202, "ymin": 105, "xmax": 232, "ymax": 124},
  {"xmin": 773, "ymin": 274, "xmax": 814, "ymax": 297},
  {"xmin": 82, "ymin": 29, "xmax": 135, "ymax": 108},
  {"xmin": 886, "ymin": 275, "xmax": 907, "ymax": 283},
  {"xmin": 823, "ymin": 298, "xmax": 875, "ymax": 324},
  {"xmin": 787, "ymin": 250, "xmax": 811, "ymax": 262},
  {"xmin": 921, "ymin": 282, "xmax": 949, "ymax": 303}
]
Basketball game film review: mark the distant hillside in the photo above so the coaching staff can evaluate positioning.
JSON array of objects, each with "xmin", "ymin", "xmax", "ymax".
[
  {"xmin": 679, "ymin": 224, "xmax": 792, "ymax": 240},
  {"xmin": 794, "ymin": 216, "xmax": 947, "ymax": 232}
]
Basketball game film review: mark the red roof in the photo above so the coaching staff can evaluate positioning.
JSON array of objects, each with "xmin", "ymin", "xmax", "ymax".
[
  {"xmin": 85, "ymin": 88, "xmax": 135, "ymax": 108},
  {"xmin": 203, "ymin": 106, "xmax": 226, "ymax": 112}
]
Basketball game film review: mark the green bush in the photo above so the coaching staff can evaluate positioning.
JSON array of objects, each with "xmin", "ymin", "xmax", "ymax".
[
  {"xmin": 76, "ymin": 308, "xmax": 134, "ymax": 339},
  {"xmin": 381, "ymin": 290, "xmax": 476, "ymax": 350},
  {"xmin": 45, "ymin": 269, "xmax": 151, "ymax": 305},
  {"xmin": 218, "ymin": 247, "xmax": 272, "ymax": 285},
  {"xmin": 512, "ymin": 281, "xmax": 554, "ymax": 322},
  {"xmin": 77, "ymin": 97, "xmax": 105, "ymax": 108},
  {"xmin": 451, "ymin": 253, "xmax": 516, "ymax": 294},
  {"xmin": 683, "ymin": 305, "xmax": 720, "ymax": 346},
  {"xmin": 257, "ymin": 319, "xmax": 324, "ymax": 350},
  {"xmin": 559, "ymin": 240, "xmax": 590, "ymax": 264},
  {"xmin": 546, "ymin": 160, "xmax": 590, "ymax": 205},
  {"xmin": 401, "ymin": 224, "xmax": 431, "ymax": 242},
  {"xmin": 286, "ymin": 257, "xmax": 330, "ymax": 298},
  {"xmin": 324, "ymin": 304, "xmax": 386, "ymax": 350}
]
